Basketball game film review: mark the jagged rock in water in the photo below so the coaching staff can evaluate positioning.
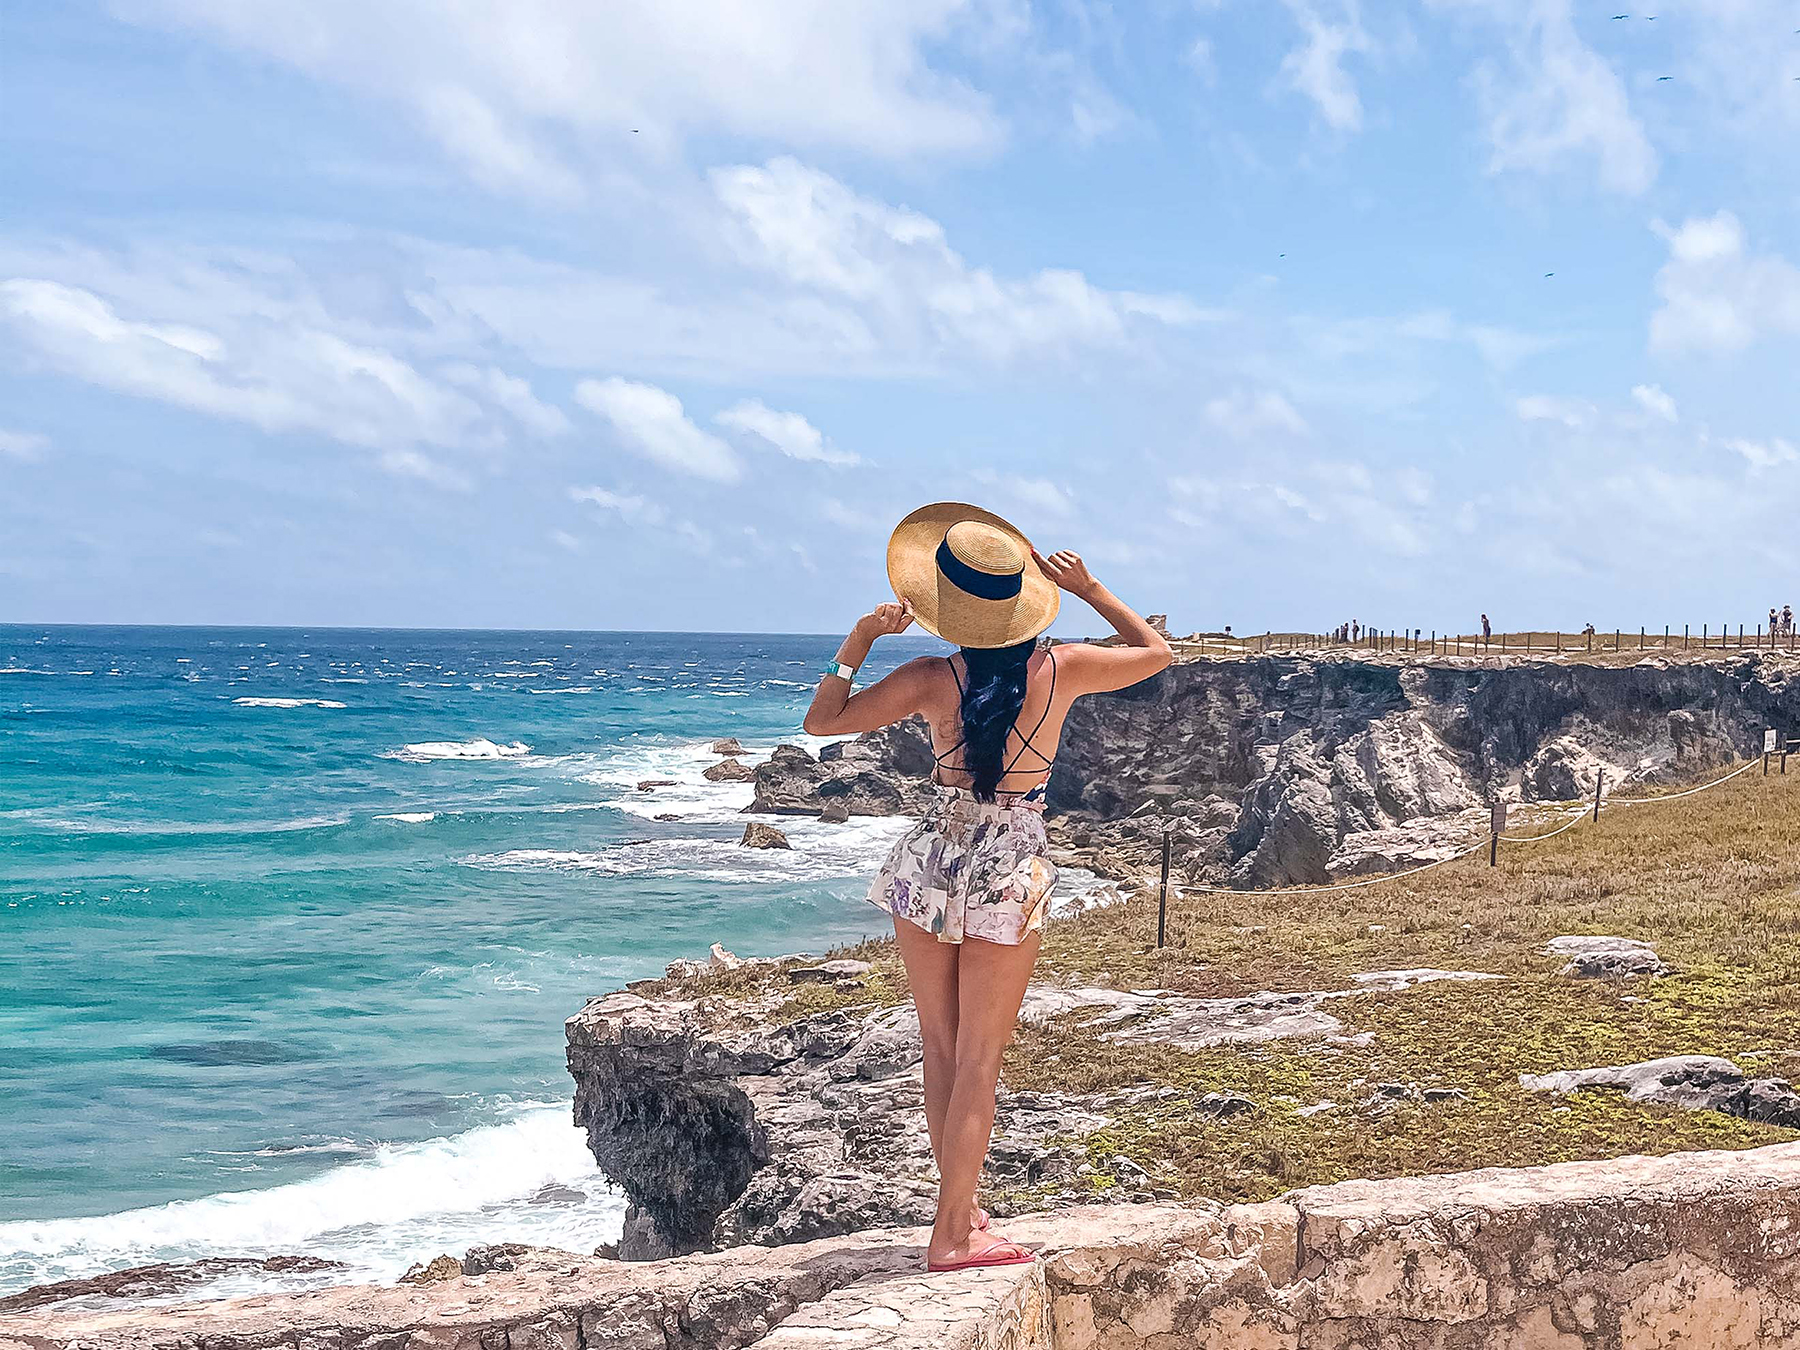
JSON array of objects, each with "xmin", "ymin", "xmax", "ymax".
[
  {"xmin": 0, "ymin": 1256, "xmax": 345, "ymax": 1314},
  {"xmin": 703, "ymin": 757, "xmax": 756, "ymax": 782},
  {"xmin": 399, "ymin": 1255, "xmax": 463, "ymax": 1285},
  {"xmin": 1521, "ymin": 1055, "xmax": 1800, "ymax": 1126},
  {"xmin": 1544, "ymin": 934, "xmax": 1671, "ymax": 978},
  {"xmin": 817, "ymin": 801, "xmax": 850, "ymax": 823},
  {"xmin": 709, "ymin": 737, "xmax": 747, "ymax": 756},
  {"xmin": 749, "ymin": 718, "xmax": 937, "ymax": 817},
  {"xmin": 740, "ymin": 822, "xmax": 792, "ymax": 849}
]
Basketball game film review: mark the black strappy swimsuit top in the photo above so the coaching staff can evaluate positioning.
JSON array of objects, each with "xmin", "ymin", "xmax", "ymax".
[{"xmin": 930, "ymin": 650, "xmax": 1057, "ymax": 803}]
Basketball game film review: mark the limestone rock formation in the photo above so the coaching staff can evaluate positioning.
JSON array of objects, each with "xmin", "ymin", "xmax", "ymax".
[
  {"xmin": 565, "ymin": 970, "xmax": 1499, "ymax": 1261},
  {"xmin": 0, "ymin": 1257, "xmax": 343, "ymax": 1315},
  {"xmin": 1522, "ymin": 1055, "xmax": 1800, "ymax": 1127},
  {"xmin": 709, "ymin": 737, "xmax": 747, "ymax": 756},
  {"xmin": 748, "ymin": 718, "xmax": 938, "ymax": 817},
  {"xmin": 1053, "ymin": 651, "xmax": 1799, "ymax": 886},
  {"xmin": 739, "ymin": 822, "xmax": 791, "ymax": 850},
  {"xmin": 1544, "ymin": 934, "xmax": 1672, "ymax": 978},
  {"xmin": 702, "ymin": 758, "xmax": 755, "ymax": 783},
  {"xmin": 9, "ymin": 1143, "xmax": 1799, "ymax": 1349}
]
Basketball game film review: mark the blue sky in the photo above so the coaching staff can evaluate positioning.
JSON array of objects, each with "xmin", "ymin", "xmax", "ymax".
[{"xmin": 3, "ymin": 1, "xmax": 1797, "ymax": 634}]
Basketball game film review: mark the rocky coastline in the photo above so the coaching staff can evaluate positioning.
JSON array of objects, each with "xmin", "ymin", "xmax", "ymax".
[{"xmin": 7, "ymin": 647, "xmax": 1800, "ymax": 1345}]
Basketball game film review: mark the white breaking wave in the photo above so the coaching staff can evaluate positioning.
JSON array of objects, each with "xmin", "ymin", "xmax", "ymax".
[
  {"xmin": 462, "ymin": 814, "xmax": 910, "ymax": 885},
  {"xmin": 375, "ymin": 812, "xmax": 436, "ymax": 824},
  {"xmin": 0, "ymin": 1103, "xmax": 623, "ymax": 1300},
  {"xmin": 387, "ymin": 738, "xmax": 531, "ymax": 763},
  {"xmin": 232, "ymin": 697, "xmax": 348, "ymax": 709}
]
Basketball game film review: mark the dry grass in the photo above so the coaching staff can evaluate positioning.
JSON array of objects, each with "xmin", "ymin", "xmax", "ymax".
[{"xmin": 997, "ymin": 766, "xmax": 1800, "ymax": 1203}]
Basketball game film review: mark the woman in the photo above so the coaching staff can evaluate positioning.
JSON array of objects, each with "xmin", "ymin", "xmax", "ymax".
[{"xmin": 802, "ymin": 503, "xmax": 1172, "ymax": 1272}]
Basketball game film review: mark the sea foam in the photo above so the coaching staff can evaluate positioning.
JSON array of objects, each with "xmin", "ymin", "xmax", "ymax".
[
  {"xmin": 232, "ymin": 697, "xmax": 347, "ymax": 709},
  {"xmin": 387, "ymin": 738, "xmax": 531, "ymax": 763},
  {"xmin": 0, "ymin": 1103, "xmax": 621, "ymax": 1299}
]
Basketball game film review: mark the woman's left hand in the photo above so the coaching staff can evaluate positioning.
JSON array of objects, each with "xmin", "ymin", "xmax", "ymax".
[{"xmin": 856, "ymin": 601, "xmax": 915, "ymax": 639}]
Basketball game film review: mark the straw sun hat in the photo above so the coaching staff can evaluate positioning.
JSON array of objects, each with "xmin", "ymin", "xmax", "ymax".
[{"xmin": 886, "ymin": 502, "xmax": 1060, "ymax": 649}]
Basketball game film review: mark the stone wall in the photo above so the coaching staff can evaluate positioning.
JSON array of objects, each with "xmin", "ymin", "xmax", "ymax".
[{"xmin": 8, "ymin": 1141, "xmax": 1797, "ymax": 1349}]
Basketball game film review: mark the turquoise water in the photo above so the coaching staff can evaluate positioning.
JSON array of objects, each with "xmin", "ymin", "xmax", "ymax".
[{"xmin": 0, "ymin": 626, "xmax": 928, "ymax": 1297}]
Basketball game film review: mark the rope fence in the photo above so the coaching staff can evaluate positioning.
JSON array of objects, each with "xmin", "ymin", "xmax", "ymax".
[{"xmin": 1146, "ymin": 746, "xmax": 1788, "ymax": 917}]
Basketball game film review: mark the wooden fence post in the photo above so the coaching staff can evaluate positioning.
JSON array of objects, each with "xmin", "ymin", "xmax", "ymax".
[
  {"xmin": 1157, "ymin": 828, "xmax": 1171, "ymax": 949},
  {"xmin": 1592, "ymin": 770, "xmax": 1604, "ymax": 824}
]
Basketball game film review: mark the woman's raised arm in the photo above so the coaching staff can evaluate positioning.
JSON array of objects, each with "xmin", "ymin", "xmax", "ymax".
[
  {"xmin": 1032, "ymin": 549, "xmax": 1173, "ymax": 695},
  {"xmin": 802, "ymin": 601, "xmax": 936, "ymax": 736}
]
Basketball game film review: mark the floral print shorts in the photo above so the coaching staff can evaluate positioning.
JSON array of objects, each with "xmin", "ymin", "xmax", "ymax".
[{"xmin": 866, "ymin": 786, "xmax": 1057, "ymax": 945}]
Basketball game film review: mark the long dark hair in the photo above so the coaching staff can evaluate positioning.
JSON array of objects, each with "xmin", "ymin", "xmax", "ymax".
[{"xmin": 956, "ymin": 639, "xmax": 1036, "ymax": 802}]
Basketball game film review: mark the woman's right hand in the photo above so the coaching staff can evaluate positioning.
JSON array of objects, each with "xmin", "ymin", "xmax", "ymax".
[
  {"xmin": 1032, "ymin": 548, "xmax": 1098, "ymax": 601},
  {"xmin": 855, "ymin": 601, "xmax": 915, "ymax": 639}
]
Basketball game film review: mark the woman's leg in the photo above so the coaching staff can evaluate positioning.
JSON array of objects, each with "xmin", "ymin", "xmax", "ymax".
[
  {"xmin": 928, "ymin": 930, "xmax": 1041, "ymax": 1263},
  {"xmin": 891, "ymin": 918, "xmax": 960, "ymax": 1177}
]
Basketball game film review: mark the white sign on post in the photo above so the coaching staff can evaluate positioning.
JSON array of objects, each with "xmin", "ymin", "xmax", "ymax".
[{"xmin": 1767, "ymin": 729, "xmax": 1780, "ymax": 754}]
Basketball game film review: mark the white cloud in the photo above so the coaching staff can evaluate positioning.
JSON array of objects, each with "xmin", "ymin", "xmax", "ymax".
[
  {"xmin": 1303, "ymin": 309, "xmax": 1561, "ymax": 372},
  {"xmin": 1630, "ymin": 384, "xmax": 1677, "ymax": 423},
  {"xmin": 548, "ymin": 528, "xmax": 584, "ymax": 552},
  {"xmin": 1003, "ymin": 476, "xmax": 1075, "ymax": 518},
  {"xmin": 574, "ymin": 378, "xmax": 741, "ymax": 482},
  {"xmin": 1172, "ymin": 458, "xmax": 1430, "ymax": 557},
  {"xmin": 1718, "ymin": 436, "xmax": 1798, "ymax": 472},
  {"xmin": 0, "ymin": 276, "xmax": 507, "ymax": 471},
  {"xmin": 1515, "ymin": 394, "xmax": 1593, "ymax": 429},
  {"xmin": 568, "ymin": 484, "xmax": 668, "ymax": 525},
  {"xmin": 443, "ymin": 364, "xmax": 571, "ymax": 438},
  {"xmin": 1204, "ymin": 389, "xmax": 1309, "ymax": 439},
  {"xmin": 379, "ymin": 447, "xmax": 472, "ymax": 491},
  {"xmin": 123, "ymin": 0, "xmax": 1002, "ymax": 197},
  {"xmin": 1649, "ymin": 212, "xmax": 1800, "ymax": 357},
  {"xmin": 1277, "ymin": 1, "xmax": 1374, "ymax": 132},
  {"xmin": 1434, "ymin": 0, "xmax": 1655, "ymax": 195},
  {"xmin": 0, "ymin": 428, "xmax": 49, "ymax": 461},
  {"xmin": 711, "ymin": 158, "xmax": 1212, "ymax": 365},
  {"xmin": 715, "ymin": 399, "xmax": 859, "ymax": 466}
]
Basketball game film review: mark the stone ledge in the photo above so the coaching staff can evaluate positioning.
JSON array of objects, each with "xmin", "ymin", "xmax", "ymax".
[{"xmin": 5, "ymin": 1141, "xmax": 1798, "ymax": 1349}]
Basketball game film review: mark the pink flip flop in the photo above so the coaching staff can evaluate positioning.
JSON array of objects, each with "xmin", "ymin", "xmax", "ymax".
[{"xmin": 926, "ymin": 1240, "xmax": 1036, "ymax": 1273}]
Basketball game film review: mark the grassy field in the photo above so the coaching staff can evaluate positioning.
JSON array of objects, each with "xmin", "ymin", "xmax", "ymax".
[{"xmin": 645, "ymin": 762, "xmax": 1800, "ymax": 1207}]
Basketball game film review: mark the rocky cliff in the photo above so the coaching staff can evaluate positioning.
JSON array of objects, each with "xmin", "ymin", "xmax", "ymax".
[{"xmin": 752, "ymin": 651, "xmax": 1800, "ymax": 886}]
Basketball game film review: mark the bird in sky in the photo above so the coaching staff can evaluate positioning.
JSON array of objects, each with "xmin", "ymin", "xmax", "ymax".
[
  {"xmin": 1611, "ymin": 13, "xmax": 1629, "ymax": 19},
  {"xmin": 1544, "ymin": 272, "xmax": 1556, "ymax": 278},
  {"xmin": 1656, "ymin": 75, "xmax": 1673, "ymax": 81}
]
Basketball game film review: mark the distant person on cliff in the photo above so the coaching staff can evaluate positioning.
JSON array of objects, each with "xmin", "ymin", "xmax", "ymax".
[
  {"xmin": 1785, "ymin": 605, "xmax": 1794, "ymax": 636},
  {"xmin": 1772, "ymin": 607, "xmax": 1781, "ymax": 638},
  {"xmin": 1352, "ymin": 620, "xmax": 1361, "ymax": 643},
  {"xmin": 802, "ymin": 502, "xmax": 1171, "ymax": 1273},
  {"xmin": 1481, "ymin": 614, "xmax": 1492, "ymax": 643}
]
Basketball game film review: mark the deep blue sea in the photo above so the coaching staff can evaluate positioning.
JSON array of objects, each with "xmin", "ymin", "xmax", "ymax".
[{"xmin": 0, "ymin": 625, "xmax": 934, "ymax": 1299}]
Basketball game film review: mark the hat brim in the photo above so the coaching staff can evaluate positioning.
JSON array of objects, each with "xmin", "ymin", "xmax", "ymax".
[{"xmin": 887, "ymin": 501, "xmax": 1060, "ymax": 649}]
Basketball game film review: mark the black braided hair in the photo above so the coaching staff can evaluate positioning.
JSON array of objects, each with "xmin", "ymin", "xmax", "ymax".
[{"xmin": 955, "ymin": 639, "xmax": 1036, "ymax": 802}]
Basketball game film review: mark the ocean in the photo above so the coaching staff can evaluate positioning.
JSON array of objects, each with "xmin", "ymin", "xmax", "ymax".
[{"xmin": 0, "ymin": 625, "xmax": 935, "ymax": 1300}]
